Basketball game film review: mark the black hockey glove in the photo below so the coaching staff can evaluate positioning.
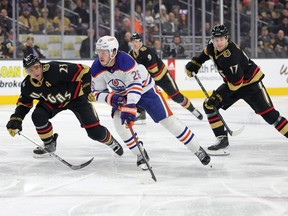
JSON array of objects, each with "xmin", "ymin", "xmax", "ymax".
[
  {"xmin": 206, "ymin": 91, "xmax": 223, "ymax": 108},
  {"xmin": 6, "ymin": 114, "xmax": 23, "ymax": 137},
  {"xmin": 185, "ymin": 58, "xmax": 202, "ymax": 77}
]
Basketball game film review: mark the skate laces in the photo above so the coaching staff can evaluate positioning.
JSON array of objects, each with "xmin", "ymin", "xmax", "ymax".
[
  {"xmin": 195, "ymin": 148, "xmax": 206, "ymax": 161},
  {"xmin": 137, "ymin": 143, "xmax": 149, "ymax": 165},
  {"xmin": 109, "ymin": 141, "xmax": 121, "ymax": 152},
  {"xmin": 215, "ymin": 135, "xmax": 227, "ymax": 145},
  {"xmin": 44, "ymin": 135, "xmax": 57, "ymax": 152},
  {"xmin": 137, "ymin": 153, "xmax": 146, "ymax": 162}
]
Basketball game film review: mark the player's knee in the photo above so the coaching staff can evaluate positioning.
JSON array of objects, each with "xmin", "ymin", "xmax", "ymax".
[
  {"xmin": 31, "ymin": 108, "xmax": 46, "ymax": 126},
  {"xmin": 86, "ymin": 125, "xmax": 107, "ymax": 141},
  {"xmin": 160, "ymin": 115, "xmax": 185, "ymax": 135},
  {"xmin": 261, "ymin": 109, "xmax": 280, "ymax": 125}
]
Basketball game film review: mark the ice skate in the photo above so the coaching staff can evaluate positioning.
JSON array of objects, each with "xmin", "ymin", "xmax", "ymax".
[
  {"xmin": 207, "ymin": 135, "xmax": 230, "ymax": 156},
  {"xmin": 136, "ymin": 142, "xmax": 150, "ymax": 170},
  {"xmin": 191, "ymin": 107, "xmax": 203, "ymax": 120},
  {"xmin": 194, "ymin": 146, "xmax": 211, "ymax": 166},
  {"xmin": 108, "ymin": 138, "xmax": 124, "ymax": 156},
  {"xmin": 33, "ymin": 133, "xmax": 58, "ymax": 158}
]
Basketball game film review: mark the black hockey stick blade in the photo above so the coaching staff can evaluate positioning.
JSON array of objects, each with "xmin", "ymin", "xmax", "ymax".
[
  {"xmin": 229, "ymin": 125, "xmax": 245, "ymax": 136},
  {"xmin": 50, "ymin": 152, "xmax": 94, "ymax": 170},
  {"xmin": 18, "ymin": 131, "xmax": 94, "ymax": 170},
  {"xmin": 68, "ymin": 157, "xmax": 94, "ymax": 170}
]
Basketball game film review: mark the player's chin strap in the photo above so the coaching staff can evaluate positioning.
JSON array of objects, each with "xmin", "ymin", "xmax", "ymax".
[
  {"xmin": 192, "ymin": 72, "xmax": 244, "ymax": 136},
  {"xmin": 105, "ymin": 53, "xmax": 117, "ymax": 67},
  {"xmin": 17, "ymin": 130, "xmax": 94, "ymax": 170}
]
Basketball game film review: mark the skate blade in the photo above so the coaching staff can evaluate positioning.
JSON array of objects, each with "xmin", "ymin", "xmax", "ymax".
[
  {"xmin": 33, "ymin": 153, "xmax": 53, "ymax": 158},
  {"xmin": 206, "ymin": 148, "xmax": 230, "ymax": 156},
  {"xmin": 139, "ymin": 163, "xmax": 151, "ymax": 171},
  {"xmin": 206, "ymin": 162, "xmax": 213, "ymax": 168}
]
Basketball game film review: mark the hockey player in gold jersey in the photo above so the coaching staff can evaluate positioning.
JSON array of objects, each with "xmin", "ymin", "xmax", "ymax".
[
  {"xmin": 6, "ymin": 54, "xmax": 123, "ymax": 158},
  {"xmin": 185, "ymin": 24, "xmax": 288, "ymax": 155}
]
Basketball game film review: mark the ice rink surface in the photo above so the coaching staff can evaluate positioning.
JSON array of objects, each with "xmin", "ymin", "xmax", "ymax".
[{"xmin": 0, "ymin": 96, "xmax": 287, "ymax": 216}]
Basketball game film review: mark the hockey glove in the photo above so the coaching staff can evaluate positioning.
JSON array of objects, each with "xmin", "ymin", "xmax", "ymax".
[
  {"xmin": 106, "ymin": 92, "xmax": 126, "ymax": 108},
  {"xmin": 185, "ymin": 58, "xmax": 202, "ymax": 78},
  {"xmin": 120, "ymin": 104, "xmax": 137, "ymax": 127},
  {"xmin": 82, "ymin": 81, "xmax": 96, "ymax": 102},
  {"xmin": 87, "ymin": 92, "xmax": 96, "ymax": 102},
  {"xmin": 205, "ymin": 91, "xmax": 223, "ymax": 108},
  {"xmin": 6, "ymin": 115, "xmax": 23, "ymax": 137}
]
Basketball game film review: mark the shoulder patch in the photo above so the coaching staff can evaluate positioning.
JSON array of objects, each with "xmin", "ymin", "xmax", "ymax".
[
  {"xmin": 223, "ymin": 49, "xmax": 231, "ymax": 57},
  {"xmin": 140, "ymin": 47, "xmax": 147, "ymax": 51},
  {"xmin": 42, "ymin": 63, "xmax": 50, "ymax": 72}
]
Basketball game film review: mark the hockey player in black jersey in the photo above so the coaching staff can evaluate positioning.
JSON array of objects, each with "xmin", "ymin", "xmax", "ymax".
[
  {"xmin": 6, "ymin": 54, "xmax": 123, "ymax": 158},
  {"xmin": 129, "ymin": 33, "xmax": 203, "ymax": 122},
  {"xmin": 185, "ymin": 24, "xmax": 288, "ymax": 155}
]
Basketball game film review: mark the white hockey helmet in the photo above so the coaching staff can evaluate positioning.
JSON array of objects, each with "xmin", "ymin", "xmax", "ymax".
[{"xmin": 96, "ymin": 36, "xmax": 119, "ymax": 57}]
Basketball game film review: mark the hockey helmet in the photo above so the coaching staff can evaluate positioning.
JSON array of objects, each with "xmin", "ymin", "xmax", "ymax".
[
  {"xmin": 23, "ymin": 54, "xmax": 40, "ymax": 69},
  {"xmin": 131, "ymin": 32, "xmax": 142, "ymax": 41},
  {"xmin": 96, "ymin": 36, "xmax": 119, "ymax": 57},
  {"xmin": 211, "ymin": 24, "xmax": 229, "ymax": 38}
]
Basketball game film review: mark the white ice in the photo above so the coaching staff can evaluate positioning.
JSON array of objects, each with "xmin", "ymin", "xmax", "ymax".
[{"xmin": 0, "ymin": 97, "xmax": 287, "ymax": 216}]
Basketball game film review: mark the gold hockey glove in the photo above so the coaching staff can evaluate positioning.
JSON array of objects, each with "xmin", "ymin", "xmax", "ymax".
[
  {"xmin": 205, "ymin": 91, "xmax": 223, "ymax": 109},
  {"xmin": 87, "ymin": 92, "xmax": 96, "ymax": 102},
  {"xmin": 6, "ymin": 115, "xmax": 23, "ymax": 137}
]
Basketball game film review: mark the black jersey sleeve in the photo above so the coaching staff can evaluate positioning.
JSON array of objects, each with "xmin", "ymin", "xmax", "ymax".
[
  {"xmin": 81, "ymin": 67, "xmax": 92, "ymax": 95},
  {"xmin": 12, "ymin": 78, "xmax": 34, "ymax": 120},
  {"xmin": 192, "ymin": 47, "xmax": 210, "ymax": 66},
  {"xmin": 144, "ymin": 48, "xmax": 160, "ymax": 73}
]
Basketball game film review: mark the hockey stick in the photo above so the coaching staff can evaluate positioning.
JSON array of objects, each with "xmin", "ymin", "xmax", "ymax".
[
  {"xmin": 192, "ymin": 72, "xmax": 244, "ymax": 136},
  {"xmin": 18, "ymin": 131, "xmax": 94, "ymax": 170},
  {"xmin": 127, "ymin": 125, "xmax": 157, "ymax": 182}
]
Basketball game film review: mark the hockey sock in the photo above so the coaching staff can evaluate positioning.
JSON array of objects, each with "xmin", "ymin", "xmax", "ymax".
[
  {"xmin": 36, "ymin": 122, "xmax": 54, "ymax": 143},
  {"xmin": 160, "ymin": 115, "xmax": 200, "ymax": 153},
  {"xmin": 274, "ymin": 116, "xmax": 288, "ymax": 138}
]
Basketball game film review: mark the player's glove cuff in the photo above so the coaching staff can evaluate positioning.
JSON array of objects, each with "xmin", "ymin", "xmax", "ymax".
[{"xmin": 106, "ymin": 92, "xmax": 126, "ymax": 108}]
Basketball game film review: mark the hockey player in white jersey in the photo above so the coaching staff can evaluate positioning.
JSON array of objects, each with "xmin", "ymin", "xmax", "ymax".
[{"xmin": 90, "ymin": 36, "xmax": 211, "ymax": 169}]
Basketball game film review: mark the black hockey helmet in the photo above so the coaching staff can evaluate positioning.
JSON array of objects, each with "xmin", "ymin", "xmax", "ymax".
[
  {"xmin": 131, "ymin": 32, "xmax": 142, "ymax": 41},
  {"xmin": 23, "ymin": 54, "xmax": 40, "ymax": 69},
  {"xmin": 211, "ymin": 24, "xmax": 229, "ymax": 38}
]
